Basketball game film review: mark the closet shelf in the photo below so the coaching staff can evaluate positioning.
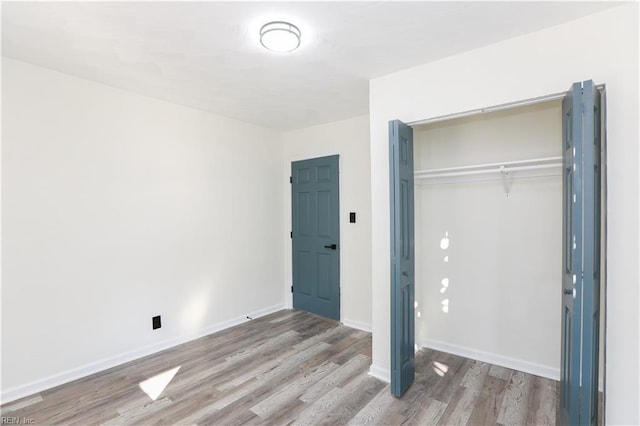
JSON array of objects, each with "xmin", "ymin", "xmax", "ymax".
[
  {"xmin": 414, "ymin": 156, "xmax": 563, "ymax": 195},
  {"xmin": 415, "ymin": 156, "xmax": 562, "ymax": 181}
]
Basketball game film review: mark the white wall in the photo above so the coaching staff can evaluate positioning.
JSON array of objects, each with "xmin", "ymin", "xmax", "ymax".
[
  {"xmin": 1, "ymin": 58, "xmax": 285, "ymax": 401},
  {"xmin": 369, "ymin": 4, "xmax": 639, "ymax": 424},
  {"xmin": 282, "ymin": 116, "xmax": 372, "ymax": 331},
  {"xmin": 414, "ymin": 102, "xmax": 562, "ymax": 378}
]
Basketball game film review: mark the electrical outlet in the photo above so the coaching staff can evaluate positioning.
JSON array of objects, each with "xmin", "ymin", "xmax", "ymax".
[{"xmin": 152, "ymin": 315, "xmax": 161, "ymax": 330}]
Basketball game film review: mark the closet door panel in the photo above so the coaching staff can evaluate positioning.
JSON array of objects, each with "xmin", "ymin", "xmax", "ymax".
[{"xmin": 389, "ymin": 119, "xmax": 415, "ymax": 397}]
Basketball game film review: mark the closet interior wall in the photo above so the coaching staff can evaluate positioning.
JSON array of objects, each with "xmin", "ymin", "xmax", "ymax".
[{"xmin": 414, "ymin": 101, "xmax": 568, "ymax": 378}]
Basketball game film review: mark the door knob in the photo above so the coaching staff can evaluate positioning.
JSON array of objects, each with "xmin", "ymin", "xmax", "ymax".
[{"xmin": 324, "ymin": 244, "xmax": 337, "ymax": 250}]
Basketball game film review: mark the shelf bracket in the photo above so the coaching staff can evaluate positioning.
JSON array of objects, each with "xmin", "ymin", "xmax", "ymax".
[{"xmin": 500, "ymin": 165, "xmax": 513, "ymax": 197}]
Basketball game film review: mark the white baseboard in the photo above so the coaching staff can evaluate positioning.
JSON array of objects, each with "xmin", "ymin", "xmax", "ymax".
[
  {"xmin": 368, "ymin": 363, "xmax": 391, "ymax": 383},
  {"xmin": 1, "ymin": 304, "xmax": 285, "ymax": 404},
  {"xmin": 420, "ymin": 338, "xmax": 560, "ymax": 381},
  {"xmin": 341, "ymin": 319, "xmax": 372, "ymax": 333}
]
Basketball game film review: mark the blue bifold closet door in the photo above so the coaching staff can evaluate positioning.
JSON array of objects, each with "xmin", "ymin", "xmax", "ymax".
[
  {"xmin": 389, "ymin": 119, "xmax": 415, "ymax": 397},
  {"xmin": 559, "ymin": 80, "xmax": 602, "ymax": 426},
  {"xmin": 388, "ymin": 81, "xmax": 602, "ymax": 415}
]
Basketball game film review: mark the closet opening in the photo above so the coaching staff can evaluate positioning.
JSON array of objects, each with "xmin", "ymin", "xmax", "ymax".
[
  {"xmin": 389, "ymin": 83, "xmax": 606, "ymax": 424},
  {"xmin": 413, "ymin": 100, "xmax": 570, "ymax": 377}
]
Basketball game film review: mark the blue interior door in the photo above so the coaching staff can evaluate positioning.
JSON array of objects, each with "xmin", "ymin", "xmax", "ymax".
[
  {"xmin": 389, "ymin": 120, "xmax": 415, "ymax": 397},
  {"xmin": 292, "ymin": 155, "xmax": 340, "ymax": 321},
  {"xmin": 559, "ymin": 80, "xmax": 602, "ymax": 425}
]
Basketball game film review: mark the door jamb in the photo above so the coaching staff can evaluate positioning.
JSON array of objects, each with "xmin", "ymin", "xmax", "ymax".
[{"xmin": 406, "ymin": 85, "xmax": 606, "ymax": 127}]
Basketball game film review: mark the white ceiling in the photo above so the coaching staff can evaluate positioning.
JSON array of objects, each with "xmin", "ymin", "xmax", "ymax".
[{"xmin": 2, "ymin": 1, "xmax": 619, "ymax": 130}]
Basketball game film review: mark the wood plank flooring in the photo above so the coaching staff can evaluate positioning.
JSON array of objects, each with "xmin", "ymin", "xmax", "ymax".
[{"xmin": 2, "ymin": 309, "xmax": 562, "ymax": 425}]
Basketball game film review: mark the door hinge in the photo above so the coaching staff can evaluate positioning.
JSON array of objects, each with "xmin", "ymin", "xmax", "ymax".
[
  {"xmin": 290, "ymin": 176, "xmax": 292, "ymax": 183},
  {"xmin": 291, "ymin": 285, "xmax": 293, "ymax": 293},
  {"xmin": 290, "ymin": 231, "xmax": 293, "ymax": 238}
]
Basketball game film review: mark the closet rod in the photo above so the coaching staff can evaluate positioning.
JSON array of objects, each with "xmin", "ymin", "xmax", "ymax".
[
  {"xmin": 415, "ymin": 163, "xmax": 561, "ymax": 180},
  {"xmin": 416, "ymin": 172, "xmax": 561, "ymax": 185},
  {"xmin": 416, "ymin": 156, "xmax": 561, "ymax": 175},
  {"xmin": 407, "ymin": 84, "xmax": 605, "ymax": 127}
]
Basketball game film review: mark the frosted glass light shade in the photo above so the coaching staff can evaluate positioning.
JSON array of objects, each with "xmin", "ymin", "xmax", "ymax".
[{"xmin": 260, "ymin": 21, "xmax": 301, "ymax": 52}]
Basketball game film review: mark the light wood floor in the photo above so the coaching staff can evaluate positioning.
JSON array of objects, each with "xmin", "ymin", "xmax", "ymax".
[{"xmin": 2, "ymin": 309, "xmax": 561, "ymax": 425}]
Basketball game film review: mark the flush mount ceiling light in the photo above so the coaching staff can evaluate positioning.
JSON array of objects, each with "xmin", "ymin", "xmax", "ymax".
[{"xmin": 260, "ymin": 21, "xmax": 301, "ymax": 53}]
